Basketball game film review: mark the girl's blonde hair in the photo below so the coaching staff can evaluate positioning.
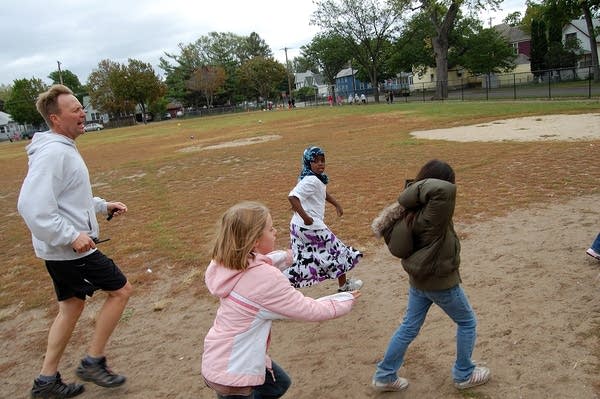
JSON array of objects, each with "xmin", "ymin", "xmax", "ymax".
[{"xmin": 212, "ymin": 201, "xmax": 270, "ymax": 270}]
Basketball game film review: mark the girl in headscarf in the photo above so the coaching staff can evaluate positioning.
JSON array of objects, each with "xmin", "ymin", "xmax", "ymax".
[{"xmin": 283, "ymin": 146, "xmax": 363, "ymax": 292}]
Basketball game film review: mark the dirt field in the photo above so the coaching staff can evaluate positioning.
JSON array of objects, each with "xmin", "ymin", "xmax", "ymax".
[{"xmin": 1, "ymin": 110, "xmax": 599, "ymax": 398}]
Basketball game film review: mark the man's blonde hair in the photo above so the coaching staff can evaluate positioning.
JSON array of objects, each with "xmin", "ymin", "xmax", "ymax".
[
  {"xmin": 35, "ymin": 84, "xmax": 74, "ymax": 128},
  {"xmin": 212, "ymin": 201, "xmax": 269, "ymax": 270}
]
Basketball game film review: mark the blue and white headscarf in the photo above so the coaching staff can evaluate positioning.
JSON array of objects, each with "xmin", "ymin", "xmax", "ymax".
[{"xmin": 299, "ymin": 146, "xmax": 328, "ymax": 184}]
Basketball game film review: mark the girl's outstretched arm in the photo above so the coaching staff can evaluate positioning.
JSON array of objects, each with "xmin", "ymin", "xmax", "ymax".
[{"xmin": 326, "ymin": 192, "xmax": 343, "ymax": 217}]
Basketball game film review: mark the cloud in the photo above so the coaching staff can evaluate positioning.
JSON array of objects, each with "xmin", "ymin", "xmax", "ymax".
[
  {"xmin": 0, "ymin": 0, "xmax": 526, "ymax": 87},
  {"xmin": 0, "ymin": 0, "xmax": 321, "ymax": 85}
]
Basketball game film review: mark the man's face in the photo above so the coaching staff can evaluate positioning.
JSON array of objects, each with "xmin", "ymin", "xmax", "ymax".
[{"xmin": 50, "ymin": 94, "xmax": 86, "ymax": 139}]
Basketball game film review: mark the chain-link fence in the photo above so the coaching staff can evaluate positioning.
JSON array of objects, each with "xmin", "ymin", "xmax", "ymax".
[{"xmin": 387, "ymin": 66, "xmax": 599, "ymax": 102}]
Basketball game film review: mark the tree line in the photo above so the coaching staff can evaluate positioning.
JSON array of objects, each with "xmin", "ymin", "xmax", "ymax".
[{"xmin": 1, "ymin": 0, "xmax": 598, "ymax": 127}]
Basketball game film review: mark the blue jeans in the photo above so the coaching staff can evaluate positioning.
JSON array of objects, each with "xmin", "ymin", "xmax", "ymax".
[
  {"xmin": 591, "ymin": 233, "xmax": 600, "ymax": 252},
  {"xmin": 374, "ymin": 285, "xmax": 477, "ymax": 383},
  {"xmin": 216, "ymin": 361, "xmax": 291, "ymax": 399}
]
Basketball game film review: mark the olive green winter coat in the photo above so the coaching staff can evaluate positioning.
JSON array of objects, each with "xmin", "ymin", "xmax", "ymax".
[{"xmin": 385, "ymin": 178, "xmax": 461, "ymax": 291}]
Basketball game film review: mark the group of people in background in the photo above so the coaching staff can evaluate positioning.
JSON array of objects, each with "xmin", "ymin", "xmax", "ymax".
[{"xmin": 17, "ymin": 84, "xmax": 598, "ymax": 399}]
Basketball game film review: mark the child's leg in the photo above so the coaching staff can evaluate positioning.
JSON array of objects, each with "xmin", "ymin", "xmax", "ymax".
[
  {"xmin": 338, "ymin": 274, "xmax": 347, "ymax": 287},
  {"xmin": 254, "ymin": 361, "xmax": 291, "ymax": 399},
  {"xmin": 431, "ymin": 285, "xmax": 477, "ymax": 382},
  {"xmin": 591, "ymin": 233, "xmax": 600, "ymax": 252}
]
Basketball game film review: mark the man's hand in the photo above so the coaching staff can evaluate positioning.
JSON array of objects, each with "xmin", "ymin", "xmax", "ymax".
[
  {"xmin": 72, "ymin": 233, "xmax": 96, "ymax": 253},
  {"xmin": 107, "ymin": 202, "xmax": 127, "ymax": 220}
]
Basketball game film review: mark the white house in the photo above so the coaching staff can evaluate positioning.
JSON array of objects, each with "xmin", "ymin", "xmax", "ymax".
[
  {"xmin": 294, "ymin": 70, "xmax": 329, "ymax": 98},
  {"xmin": 563, "ymin": 18, "xmax": 600, "ymax": 69},
  {"xmin": 82, "ymin": 96, "xmax": 109, "ymax": 124},
  {"xmin": 0, "ymin": 111, "xmax": 33, "ymax": 141}
]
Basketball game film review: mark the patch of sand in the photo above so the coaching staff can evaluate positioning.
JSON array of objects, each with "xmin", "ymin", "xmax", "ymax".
[
  {"xmin": 179, "ymin": 134, "xmax": 281, "ymax": 152},
  {"xmin": 411, "ymin": 113, "xmax": 600, "ymax": 142}
]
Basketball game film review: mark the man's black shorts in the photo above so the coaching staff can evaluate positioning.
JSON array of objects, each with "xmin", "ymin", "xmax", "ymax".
[{"xmin": 45, "ymin": 250, "xmax": 127, "ymax": 301}]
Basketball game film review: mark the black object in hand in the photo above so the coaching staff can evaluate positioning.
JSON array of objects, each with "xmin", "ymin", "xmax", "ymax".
[{"xmin": 107, "ymin": 209, "xmax": 116, "ymax": 221}]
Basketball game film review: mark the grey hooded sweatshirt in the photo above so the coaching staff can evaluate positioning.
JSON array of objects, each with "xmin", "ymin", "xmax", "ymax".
[{"xmin": 17, "ymin": 131, "xmax": 107, "ymax": 260}]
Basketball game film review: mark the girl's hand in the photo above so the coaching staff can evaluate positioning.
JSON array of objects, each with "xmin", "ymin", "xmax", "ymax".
[
  {"xmin": 303, "ymin": 216, "xmax": 314, "ymax": 225},
  {"xmin": 335, "ymin": 204, "xmax": 343, "ymax": 217},
  {"xmin": 350, "ymin": 290, "xmax": 361, "ymax": 299}
]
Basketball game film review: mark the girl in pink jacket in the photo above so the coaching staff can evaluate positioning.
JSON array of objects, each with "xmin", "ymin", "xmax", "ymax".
[{"xmin": 201, "ymin": 201, "xmax": 360, "ymax": 398}]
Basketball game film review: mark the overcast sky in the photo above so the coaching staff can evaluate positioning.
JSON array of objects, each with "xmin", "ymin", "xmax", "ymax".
[{"xmin": 0, "ymin": 0, "xmax": 526, "ymax": 87}]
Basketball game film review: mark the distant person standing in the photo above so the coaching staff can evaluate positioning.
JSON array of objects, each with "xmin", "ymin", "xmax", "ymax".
[
  {"xmin": 18, "ymin": 84, "xmax": 133, "ymax": 398},
  {"xmin": 360, "ymin": 93, "xmax": 366, "ymax": 104}
]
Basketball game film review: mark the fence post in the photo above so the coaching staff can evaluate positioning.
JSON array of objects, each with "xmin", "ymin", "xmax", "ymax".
[
  {"xmin": 513, "ymin": 74, "xmax": 516, "ymax": 100},
  {"xmin": 589, "ymin": 66, "xmax": 592, "ymax": 99},
  {"xmin": 548, "ymin": 73, "xmax": 551, "ymax": 99}
]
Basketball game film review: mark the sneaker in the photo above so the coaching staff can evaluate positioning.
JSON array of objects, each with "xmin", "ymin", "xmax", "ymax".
[
  {"xmin": 372, "ymin": 377, "xmax": 409, "ymax": 392},
  {"xmin": 338, "ymin": 278, "xmax": 363, "ymax": 292},
  {"xmin": 31, "ymin": 372, "xmax": 84, "ymax": 398},
  {"xmin": 454, "ymin": 366, "xmax": 491, "ymax": 390},
  {"xmin": 586, "ymin": 248, "xmax": 600, "ymax": 261},
  {"xmin": 75, "ymin": 357, "xmax": 126, "ymax": 388}
]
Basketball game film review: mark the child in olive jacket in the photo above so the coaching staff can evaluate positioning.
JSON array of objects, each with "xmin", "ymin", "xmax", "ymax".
[{"xmin": 371, "ymin": 159, "xmax": 491, "ymax": 393}]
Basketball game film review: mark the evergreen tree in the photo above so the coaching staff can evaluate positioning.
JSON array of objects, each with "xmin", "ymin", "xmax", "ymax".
[{"xmin": 530, "ymin": 19, "xmax": 548, "ymax": 76}]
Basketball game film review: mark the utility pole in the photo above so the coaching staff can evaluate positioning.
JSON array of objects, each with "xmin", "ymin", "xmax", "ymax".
[
  {"xmin": 349, "ymin": 59, "xmax": 356, "ymax": 95},
  {"xmin": 282, "ymin": 47, "xmax": 293, "ymax": 106},
  {"xmin": 57, "ymin": 61, "xmax": 63, "ymax": 85}
]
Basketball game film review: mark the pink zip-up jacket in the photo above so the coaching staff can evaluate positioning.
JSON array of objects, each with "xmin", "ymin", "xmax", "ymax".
[{"xmin": 201, "ymin": 250, "xmax": 356, "ymax": 388}]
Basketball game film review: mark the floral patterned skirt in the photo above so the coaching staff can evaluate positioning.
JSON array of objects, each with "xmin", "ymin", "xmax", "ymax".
[{"xmin": 283, "ymin": 223, "xmax": 363, "ymax": 288}]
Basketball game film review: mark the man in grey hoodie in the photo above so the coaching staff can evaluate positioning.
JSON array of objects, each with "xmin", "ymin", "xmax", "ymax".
[{"xmin": 18, "ymin": 84, "xmax": 133, "ymax": 398}]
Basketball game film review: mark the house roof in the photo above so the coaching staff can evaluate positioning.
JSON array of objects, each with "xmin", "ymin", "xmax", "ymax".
[
  {"xmin": 513, "ymin": 53, "xmax": 530, "ymax": 65},
  {"xmin": 564, "ymin": 18, "xmax": 600, "ymax": 40},
  {"xmin": 294, "ymin": 71, "xmax": 325, "ymax": 87},
  {"xmin": 494, "ymin": 23, "xmax": 530, "ymax": 43},
  {"xmin": 0, "ymin": 111, "xmax": 13, "ymax": 126},
  {"xmin": 335, "ymin": 67, "xmax": 357, "ymax": 78}
]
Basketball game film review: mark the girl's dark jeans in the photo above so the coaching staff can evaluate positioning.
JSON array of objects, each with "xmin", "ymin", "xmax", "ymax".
[{"xmin": 216, "ymin": 361, "xmax": 291, "ymax": 399}]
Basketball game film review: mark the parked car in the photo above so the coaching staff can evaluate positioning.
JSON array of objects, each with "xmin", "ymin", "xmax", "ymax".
[{"xmin": 84, "ymin": 123, "xmax": 104, "ymax": 132}]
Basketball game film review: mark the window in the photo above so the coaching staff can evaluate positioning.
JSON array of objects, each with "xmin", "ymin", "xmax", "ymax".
[{"xmin": 565, "ymin": 32, "xmax": 576, "ymax": 43}]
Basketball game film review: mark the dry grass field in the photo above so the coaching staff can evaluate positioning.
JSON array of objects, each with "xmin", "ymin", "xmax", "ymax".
[{"xmin": 1, "ymin": 100, "xmax": 599, "ymax": 398}]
